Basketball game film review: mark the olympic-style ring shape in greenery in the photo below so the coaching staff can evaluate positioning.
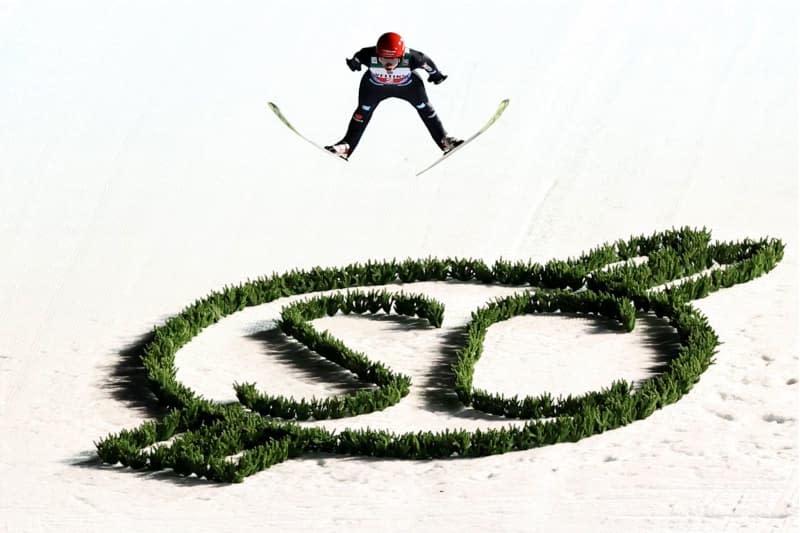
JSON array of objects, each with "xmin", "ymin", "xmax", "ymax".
[{"xmin": 95, "ymin": 228, "xmax": 784, "ymax": 482}]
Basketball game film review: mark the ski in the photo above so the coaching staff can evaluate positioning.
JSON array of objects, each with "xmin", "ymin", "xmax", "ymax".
[
  {"xmin": 267, "ymin": 101, "xmax": 348, "ymax": 161},
  {"xmin": 416, "ymin": 98, "xmax": 510, "ymax": 176}
]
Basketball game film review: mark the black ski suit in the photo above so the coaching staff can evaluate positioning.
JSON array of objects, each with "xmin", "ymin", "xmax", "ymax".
[{"xmin": 335, "ymin": 46, "xmax": 451, "ymax": 156}]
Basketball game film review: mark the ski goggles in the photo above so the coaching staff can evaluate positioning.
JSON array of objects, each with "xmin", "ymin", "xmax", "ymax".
[{"xmin": 378, "ymin": 56, "xmax": 401, "ymax": 69}]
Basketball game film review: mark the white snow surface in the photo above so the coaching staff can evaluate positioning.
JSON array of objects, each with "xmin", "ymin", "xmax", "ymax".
[{"xmin": 1, "ymin": 1, "xmax": 797, "ymax": 532}]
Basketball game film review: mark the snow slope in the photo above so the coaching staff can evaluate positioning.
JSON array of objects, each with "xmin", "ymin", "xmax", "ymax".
[{"xmin": 0, "ymin": 1, "xmax": 797, "ymax": 531}]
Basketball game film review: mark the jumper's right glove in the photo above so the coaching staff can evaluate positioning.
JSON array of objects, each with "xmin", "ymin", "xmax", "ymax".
[
  {"xmin": 428, "ymin": 72, "xmax": 447, "ymax": 84},
  {"xmin": 346, "ymin": 57, "xmax": 362, "ymax": 72}
]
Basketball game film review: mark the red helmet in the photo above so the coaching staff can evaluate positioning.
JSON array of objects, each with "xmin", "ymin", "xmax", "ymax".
[{"xmin": 376, "ymin": 32, "xmax": 405, "ymax": 58}]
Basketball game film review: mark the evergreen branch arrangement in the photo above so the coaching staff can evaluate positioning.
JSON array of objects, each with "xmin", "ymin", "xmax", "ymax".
[
  {"xmin": 235, "ymin": 290, "xmax": 441, "ymax": 420},
  {"xmin": 95, "ymin": 228, "xmax": 784, "ymax": 482}
]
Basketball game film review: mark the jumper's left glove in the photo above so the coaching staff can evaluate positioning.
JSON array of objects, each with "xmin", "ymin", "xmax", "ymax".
[{"xmin": 428, "ymin": 72, "xmax": 447, "ymax": 85}]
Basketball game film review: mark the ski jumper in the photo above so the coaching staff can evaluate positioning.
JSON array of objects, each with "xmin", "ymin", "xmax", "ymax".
[{"xmin": 336, "ymin": 47, "xmax": 450, "ymax": 156}]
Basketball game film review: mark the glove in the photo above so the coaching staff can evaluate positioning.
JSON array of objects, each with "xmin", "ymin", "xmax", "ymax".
[
  {"xmin": 428, "ymin": 72, "xmax": 447, "ymax": 85},
  {"xmin": 346, "ymin": 57, "xmax": 362, "ymax": 72}
]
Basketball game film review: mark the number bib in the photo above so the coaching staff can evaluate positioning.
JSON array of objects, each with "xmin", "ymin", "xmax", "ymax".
[{"xmin": 368, "ymin": 54, "xmax": 413, "ymax": 86}]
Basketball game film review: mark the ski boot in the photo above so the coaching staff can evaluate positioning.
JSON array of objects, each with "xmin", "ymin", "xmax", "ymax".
[
  {"xmin": 440, "ymin": 136, "xmax": 464, "ymax": 154},
  {"xmin": 324, "ymin": 142, "xmax": 350, "ymax": 160}
]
